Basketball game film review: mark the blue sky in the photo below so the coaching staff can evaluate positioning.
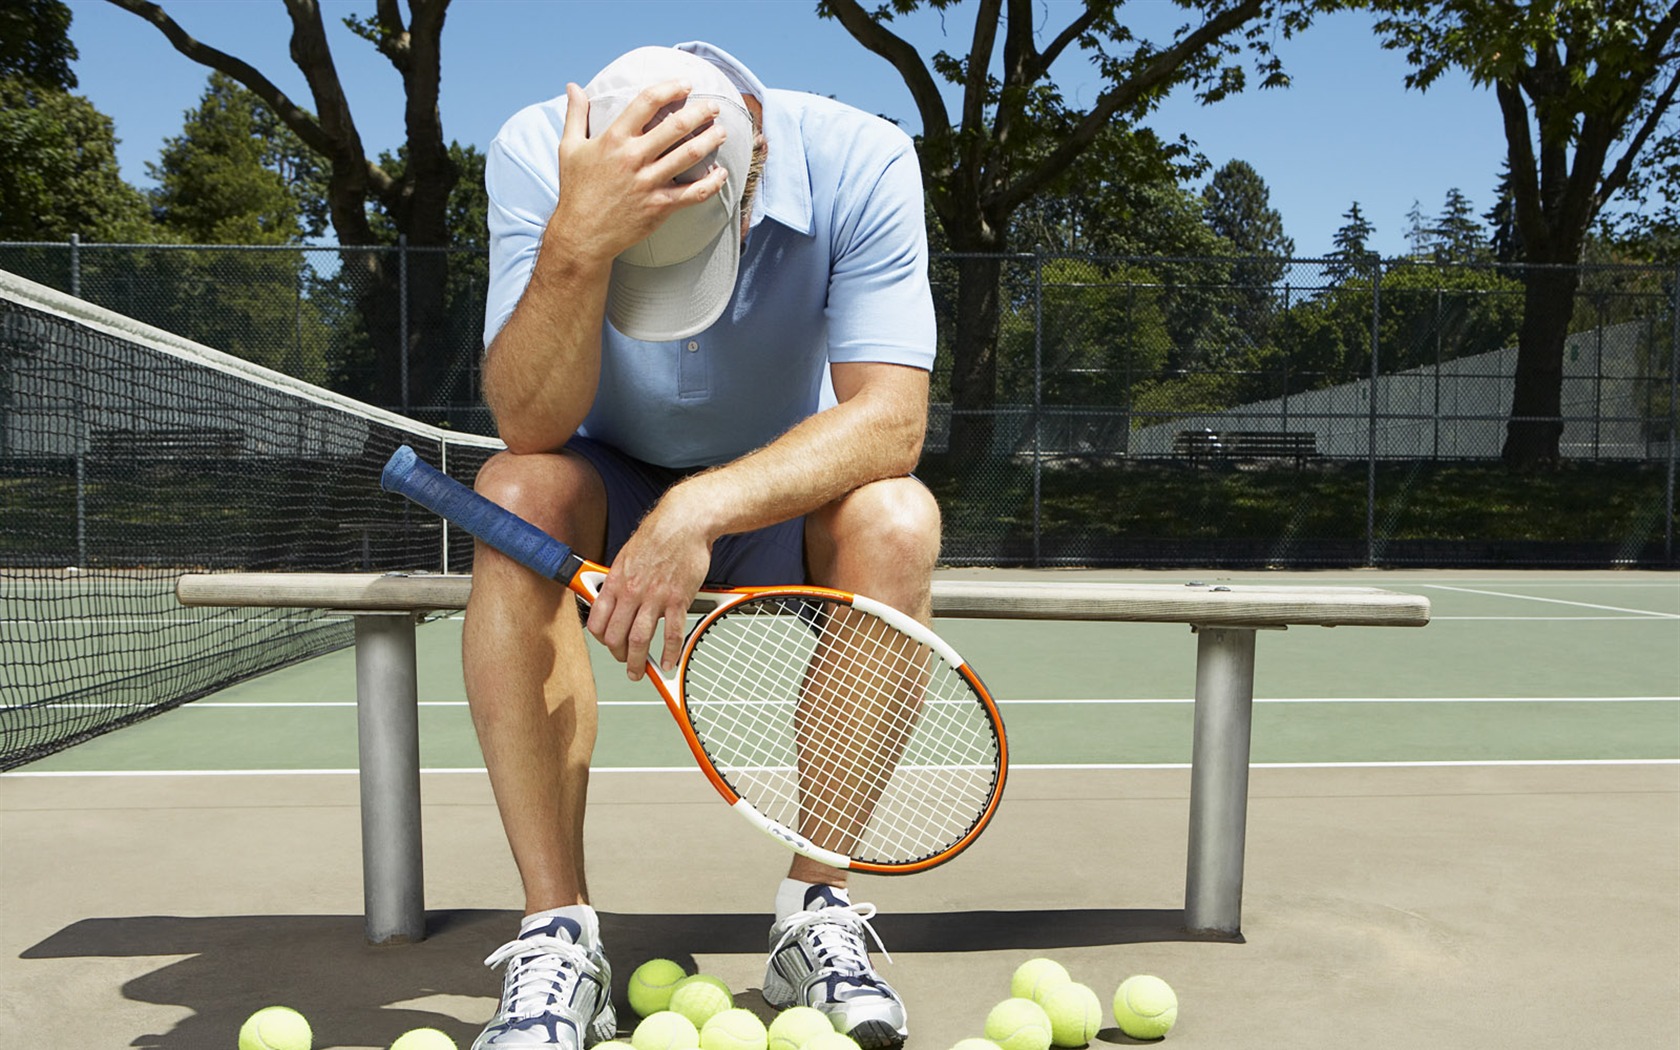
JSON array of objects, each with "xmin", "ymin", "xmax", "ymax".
[{"xmin": 65, "ymin": 0, "xmax": 1508, "ymax": 258}]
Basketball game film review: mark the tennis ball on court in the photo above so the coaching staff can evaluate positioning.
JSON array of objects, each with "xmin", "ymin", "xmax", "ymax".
[
  {"xmin": 700, "ymin": 1008, "xmax": 769, "ymax": 1050},
  {"xmin": 1010, "ymin": 958, "xmax": 1072, "ymax": 1003},
  {"xmin": 669, "ymin": 976, "xmax": 734, "ymax": 1028},
  {"xmin": 633, "ymin": 1011, "xmax": 702, "ymax": 1050},
  {"xmin": 801, "ymin": 1032, "xmax": 860, "ymax": 1050},
  {"xmin": 1038, "ymin": 982, "xmax": 1102, "ymax": 1047},
  {"xmin": 389, "ymin": 1029, "xmax": 457, "ymax": 1050},
  {"xmin": 766, "ymin": 1006, "xmax": 836, "ymax": 1050},
  {"xmin": 238, "ymin": 1006, "xmax": 313, "ymax": 1050},
  {"xmin": 676, "ymin": 973, "xmax": 733, "ymax": 997},
  {"xmin": 629, "ymin": 959, "xmax": 690, "ymax": 1018},
  {"xmin": 984, "ymin": 998, "xmax": 1053, "ymax": 1050},
  {"xmin": 1112, "ymin": 975, "xmax": 1178, "ymax": 1040}
]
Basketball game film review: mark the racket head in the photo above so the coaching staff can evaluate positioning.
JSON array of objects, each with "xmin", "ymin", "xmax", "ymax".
[{"xmin": 673, "ymin": 587, "xmax": 1006, "ymax": 874}]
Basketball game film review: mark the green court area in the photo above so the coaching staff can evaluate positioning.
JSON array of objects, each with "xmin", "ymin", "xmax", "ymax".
[{"xmin": 13, "ymin": 571, "xmax": 1679, "ymax": 773}]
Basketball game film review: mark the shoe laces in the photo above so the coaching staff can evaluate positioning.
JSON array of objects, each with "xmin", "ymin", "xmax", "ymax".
[
  {"xmin": 484, "ymin": 934, "xmax": 593, "ymax": 1018},
  {"xmin": 774, "ymin": 901, "xmax": 893, "ymax": 972}
]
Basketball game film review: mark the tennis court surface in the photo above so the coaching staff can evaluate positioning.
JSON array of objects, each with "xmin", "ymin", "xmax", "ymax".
[{"xmin": 3, "ymin": 568, "xmax": 1676, "ymax": 1048}]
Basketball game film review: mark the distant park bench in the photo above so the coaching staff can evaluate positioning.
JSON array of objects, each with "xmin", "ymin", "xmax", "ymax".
[{"xmin": 1175, "ymin": 429, "xmax": 1319, "ymax": 464}]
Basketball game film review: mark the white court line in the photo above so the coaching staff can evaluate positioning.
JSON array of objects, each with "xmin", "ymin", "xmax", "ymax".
[
  {"xmin": 7, "ymin": 758, "xmax": 1679, "ymax": 778},
  {"xmin": 1423, "ymin": 584, "xmax": 1680, "ymax": 619}
]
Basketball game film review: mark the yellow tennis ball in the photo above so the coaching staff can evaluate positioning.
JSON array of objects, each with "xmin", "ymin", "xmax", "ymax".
[
  {"xmin": 629, "ymin": 959, "xmax": 690, "ymax": 1018},
  {"xmin": 766, "ymin": 1006, "xmax": 836, "ymax": 1050},
  {"xmin": 1112, "ymin": 975, "xmax": 1178, "ymax": 1040},
  {"xmin": 700, "ymin": 1008, "xmax": 769, "ymax": 1050},
  {"xmin": 984, "ymin": 998, "xmax": 1053, "ymax": 1050},
  {"xmin": 633, "ymin": 1011, "xmax": 701, "ymax": 1050},
  {"xmin": 801, "ymin": 1033, "xmax": 860, "ymax": 1050},
  {"xmin": 389, "ymin": 1029, "xmax": 456, "ymax": 1050},
  {"xmin": 677, "ymin": 974, "xmax": 732, "ymax": 997},
  {"xmin": 1010, "ymin": 958, "xmax": 1072, "ymax": 1003},
  {"xmin": 669, "ymin": 977, "xmax": 734, "ymax": 1029},
  {"xmin": 1039, "ymin": 982, "xmax": 1102, "ymax": 1047},
  {"xmin": 238, "ymin": 1006, "xmax": 312, "ymax": 1050}
]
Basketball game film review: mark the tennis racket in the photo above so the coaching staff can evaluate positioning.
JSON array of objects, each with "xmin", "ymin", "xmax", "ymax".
[{"xmin": 381, "ymin": 445, "xmax": 1006, "ymax": 874}]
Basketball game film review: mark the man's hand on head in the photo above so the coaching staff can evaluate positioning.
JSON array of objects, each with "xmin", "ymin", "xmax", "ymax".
[{"xmin": 550, "ymin": 79, "xmax": 732, "ymax": 266}]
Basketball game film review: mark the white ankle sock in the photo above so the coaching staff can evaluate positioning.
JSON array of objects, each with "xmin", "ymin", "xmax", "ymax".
[{"xmin": 775, "ymin": 878, "xmax": 849, "ymax": 921}]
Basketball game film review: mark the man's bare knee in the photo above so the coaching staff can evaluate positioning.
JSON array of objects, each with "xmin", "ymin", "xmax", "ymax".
[
  {"xmin": 810, "ymin": 478, "xmax": 941, "ymax": 583},
  {"xmin": 473, "ymin": 450, "xmax": 606, "ymax": 557}
]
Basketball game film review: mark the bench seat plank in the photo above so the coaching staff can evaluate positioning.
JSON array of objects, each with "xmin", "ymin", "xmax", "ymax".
[{"xmin": 178, "ymin": 572, "xmax": 1431, "ymax": 629}]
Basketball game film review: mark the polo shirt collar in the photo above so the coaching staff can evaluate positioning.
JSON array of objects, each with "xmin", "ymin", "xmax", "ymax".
[{"xmin": 675, "ymin": 40, "xmax": 814, "ymax": 237}]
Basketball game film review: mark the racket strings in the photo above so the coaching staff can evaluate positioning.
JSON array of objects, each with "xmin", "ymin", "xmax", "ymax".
[{"xmin": 683, "ymin": 596, "xmax": 1000, "ymax": 866}]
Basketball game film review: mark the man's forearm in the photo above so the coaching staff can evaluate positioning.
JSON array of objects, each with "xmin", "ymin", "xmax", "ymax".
[
  {"xmin": 482, "ymin": 246, "xmax": 610, "ymax": 454},
  {"xmin": 657, "ymin": 366, "xmax": 930, "ymax": 544}
]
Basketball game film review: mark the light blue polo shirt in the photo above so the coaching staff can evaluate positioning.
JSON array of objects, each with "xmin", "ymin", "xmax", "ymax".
[{"xmin": 483, "ymin": 44, "xmax": 936, "ymax": 469}]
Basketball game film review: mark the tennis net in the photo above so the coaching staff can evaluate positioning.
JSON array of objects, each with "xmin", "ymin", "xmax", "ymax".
[{"xmin": 0, "ymin": 269, "xmax": 500, "ymax": 770}]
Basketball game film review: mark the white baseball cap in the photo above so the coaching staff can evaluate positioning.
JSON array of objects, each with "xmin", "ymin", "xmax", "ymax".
[{"xmin": 582, "ymin": 46, "xmax": 756, "ymax": 342}]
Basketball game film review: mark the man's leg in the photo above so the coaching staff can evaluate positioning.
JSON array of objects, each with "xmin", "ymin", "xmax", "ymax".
[
  {"xmin": 763, "ymin": 477, "xmax": 940, "ymax": 1050},
  {"xmin": 463, "ymin": 449, "xmax": 615, "ymax": 1049}
]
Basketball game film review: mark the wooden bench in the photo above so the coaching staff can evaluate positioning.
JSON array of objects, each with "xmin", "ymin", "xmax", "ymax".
[
  {"xmin": 1175, "ymin": 429, "xmax": 1319, "ymax": 464},
  {"xmin": 175, "ymin": 572, "xmax": 1429, "ymax": 944}
]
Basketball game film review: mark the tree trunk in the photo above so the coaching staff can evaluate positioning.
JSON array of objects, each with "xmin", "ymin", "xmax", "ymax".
[
  {"xmin": 946, "ymin": 252, "xmax": 1004, "ymax": 463},
  {"xmin": 1501, "ymin": 264, "xmax": 1582, "ymax": 467}
]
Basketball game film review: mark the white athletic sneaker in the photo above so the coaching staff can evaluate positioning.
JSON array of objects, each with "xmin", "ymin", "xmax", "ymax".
[
  {"xmin": 763, "ymin": 885, "xmax": 908, "ymax": 1049},
  {"xmin": 473, "ymin": 907, "xmax": 617, "ymax": 1049}
]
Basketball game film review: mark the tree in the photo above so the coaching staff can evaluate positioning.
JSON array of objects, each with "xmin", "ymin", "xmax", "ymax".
[
  {"xmin": 0, "ymin": 0, "xmax": 152, "ymax": 241},
  {"xmin": 106, "ymin": 0, "xmax": 460, "ymax": 410},
  {"xmin": 1327, "ymin": 201, "xmax": 1376, "ymax": 282},
  {"xmin": 1432, "ymin": 186, "xmax": 1484, "ymax": 263},
  {"xmin": 151, "ymin": 73, "xmax": 308, "ymax": 245},
  {"xmin": 1202, "ymin": 159, "xmax": 1294, "ymax": 257},
  {"xmin": 1201, "ymin": 158, "xmax": 1293, "ymax": 346},
  {"xmin": 1403, "ymin": 198, "xmax": 1431, "ymax": 258},
  {"xmin": 1483, "ymin": 161, "xmax": 1523, "ymax": 264},
  {"xmin": 0, "ymin": 0, "xmax": 76, "ymax": 90},
  {"xmin": 1375, "ymin": 0, "xmax": 1680, "ymax": 467},
  {"xmin": 821, "ymin": 0, "xmax": 1324, "ymax": 458},
  {"xmin": 0, "ymin": 78, "xmax": 151, "ymax": 240}
]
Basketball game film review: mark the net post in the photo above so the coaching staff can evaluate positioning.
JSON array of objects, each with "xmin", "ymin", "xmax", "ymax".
[
  {"xmin": 354, "ymin": 612, "xmax": 426, "ymax": 944},
  {"xmin": 1184, "ymin": 625, "xmax": 1257, "ymax": 938}
]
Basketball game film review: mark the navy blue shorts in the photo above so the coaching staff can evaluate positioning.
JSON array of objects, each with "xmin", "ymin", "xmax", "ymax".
[{"xmin": 564, "ymin": 436, "xmax": 807, "ymax": 587}]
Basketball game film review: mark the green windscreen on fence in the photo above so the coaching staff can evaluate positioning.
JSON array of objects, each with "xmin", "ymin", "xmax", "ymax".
[{"xmin": 0, "ymin": 269, "xmax": 500, "ymax": 771}]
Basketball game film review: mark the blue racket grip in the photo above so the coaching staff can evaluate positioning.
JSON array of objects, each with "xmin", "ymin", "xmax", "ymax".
[{"xmin": 380, "ymin": 446, "xmax": 578, "ymax": 583}]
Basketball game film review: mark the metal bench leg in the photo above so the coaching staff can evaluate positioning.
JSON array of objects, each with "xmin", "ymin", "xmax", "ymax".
[
  {"xmin": 1184, "ymin": 626, "xmax": 1257, "ymax": 938},
  {"xmin": 354, "ymin": 612, "xmax": 426, "ymax": 944}
]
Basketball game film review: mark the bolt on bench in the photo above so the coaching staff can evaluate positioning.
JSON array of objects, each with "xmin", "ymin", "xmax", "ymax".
[{"xmin": 175, "ymin": 572, "xmax": 1429, "ymax": 944}]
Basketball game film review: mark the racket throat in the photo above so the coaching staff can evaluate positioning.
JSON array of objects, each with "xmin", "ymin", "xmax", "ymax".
[{"xmin": 733, "ymin": 801, "xmax": 851, "ymax": 870}]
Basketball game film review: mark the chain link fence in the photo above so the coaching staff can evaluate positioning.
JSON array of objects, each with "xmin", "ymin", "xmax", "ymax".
[{"xmin": 3, "ymin": 240, "xmax": 1675, "ymax": 568}]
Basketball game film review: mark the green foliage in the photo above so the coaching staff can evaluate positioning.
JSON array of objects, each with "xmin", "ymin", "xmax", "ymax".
[
  {"xmin": 149, "ymin": 73, "xmax": 316, "ymax": 245},
  {"xmin": 0, "ymin": 77, "xmax": 151, "ymax": 240},
  {"xmin": 0, "ymin": 0, "xmax": 76, "ymax": 91},
  {"xmin": 1202, "ymin": 159, "xmax": 1294, "ymax": 258}
]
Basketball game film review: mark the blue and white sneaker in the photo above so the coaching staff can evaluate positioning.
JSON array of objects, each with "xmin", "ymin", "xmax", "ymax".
[
  {"xmin": 763, "ymin": 885, "xmax": 907, "ymax": 1049},
  {"xmin": 473, "ymin": 907, "xmax": 616, "ymax": 1049}
]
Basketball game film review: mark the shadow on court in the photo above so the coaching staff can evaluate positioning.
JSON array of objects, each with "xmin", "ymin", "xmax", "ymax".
[{"xmin": 20, "ymin": 906, "xmax": 1206, "ymax": 1046}]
